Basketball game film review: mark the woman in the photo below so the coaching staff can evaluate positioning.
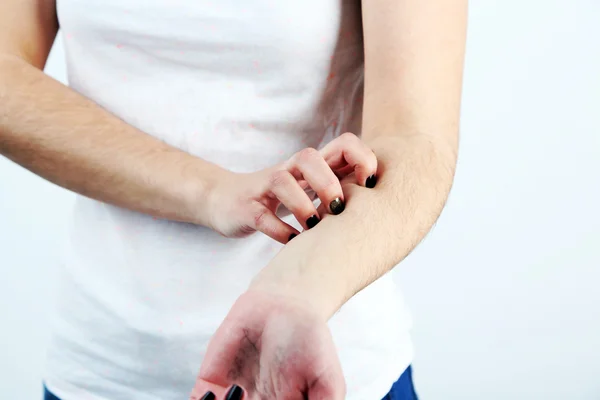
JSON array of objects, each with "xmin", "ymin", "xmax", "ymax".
[{"xmin": 0, "ymin": 0, "xmax": 467, "ymax": 399}]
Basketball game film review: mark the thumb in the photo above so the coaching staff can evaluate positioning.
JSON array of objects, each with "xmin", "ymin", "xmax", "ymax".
[
  {"xmin": 306, "ymin": 363, "xmax": 346, "ymax": 400},
  {"xmin": 307, "ymin": 377, "xmax": 346, "ymax": 400}
]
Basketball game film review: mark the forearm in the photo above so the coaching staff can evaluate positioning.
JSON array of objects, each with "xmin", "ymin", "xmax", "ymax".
[
  {"xmin": 251, "ymin": 0, "xmax": 467, "ymax": 319},
  {"xmin": 0, "ymin": 54, "xmax": 224, "ymax": 225},
  {"xmin": 251, "ymin": 133, "xmax": 457, "ymax": 320}
]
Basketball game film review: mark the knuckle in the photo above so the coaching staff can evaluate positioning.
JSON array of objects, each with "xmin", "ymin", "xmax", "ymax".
[
  {"xmin": 269, "ymin": 170, "xmax": 292, "ymax": 188},
  {"xmin": 296, "ymin": 147, "xmax": 319, "ymax": 163},
  {"xmin": 252, "ymin": 205, "xmax": 269, "ymax": 228},
  {"xmin": 322, "ymin": 176, "xmax": 341, "ymax": 192},
  {"xmin": 340, "ymin": 131, "xmax": 357, "ymax": 142},
  {"xmin": 352, "ymin": 161, "xmax": 364, "ymax": 171}
]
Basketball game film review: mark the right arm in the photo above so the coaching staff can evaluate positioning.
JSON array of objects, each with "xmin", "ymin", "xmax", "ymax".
[
  {"xmin": 0, "ymin": 0, "xmax": 380, "ymax": 244},
  {"xmin": 0, "ymin": 0, "xmax": 224, "ymax": 225}
]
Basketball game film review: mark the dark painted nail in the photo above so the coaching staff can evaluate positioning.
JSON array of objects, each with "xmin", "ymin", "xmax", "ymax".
[
  {"xmin": 306, "ymin": 215, "xmax": 320, "ymax": 229},
  {"xmin": 288, "ymin": 233, "xmax": 297, "ymax": 242},
  {"xmin": 329, "ymin": 197, "xmax": 345, "ymax": 215},
  {"xmin": 225, "ymin": 385, "xmax": 244, "ymax": 400},
  {"xmin": 200, "ymin": 392, "xmax": 216, "ymax": 400},
  {"xmin": 366, "ymin": 174, "xmax": 377, "ymax": 188}
]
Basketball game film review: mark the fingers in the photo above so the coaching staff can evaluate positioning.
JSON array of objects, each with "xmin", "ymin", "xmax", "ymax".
[
  {"xmin": 199, "ymin": 392, "xmax": 215, "ymax": 400},
  {"xmin": 283, "ymin": 133, "xmax": 378, "ymax": 220},
  {"xmin": 248, "ymin": 202, "xmax": 300, "ymax": 245},
  {"xmin": 319, "ymin": 131, "xmax": 378, "ymax": 188},
  {"xmin": 224, "ymin": 385, "xmax": 244, "ymax": 400},
  {"xmin": 191, "ymin": 384, "xmax": 245, "ymax": 400},
  {"xmin": 189, "ymin": 380, "xmax": 227, "ymax": 400},
  {"xmin": 246, "ymin": 132, "xmax": 377, "ymax": 244},
  {"xmin": 286, "ymin": 147, "xmax": 347, "ymax": 216},
  {"xmin": 268, "ymin": 170, "xmax": 321, "ymax": 231}
]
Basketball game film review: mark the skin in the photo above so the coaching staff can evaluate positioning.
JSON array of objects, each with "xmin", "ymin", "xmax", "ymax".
[
  {"xmin": 0, "ymin": 0, "xmax": 220, "ymax": 225},
  {"xmin": 1, "ymin": 0, "xmax": 467, "ymax": 399},
  {"xmin": 0, "ymin": 2, "xmax": 377, "ymax": 245},
  {"xmin": 192, "ymin": 0, "xmax": 468, "ymax": 398},
  {"xmin": 253, "ymin": 0, "xmax": 469, "ymax": 317},
  {"xmin": 205, "ymin": 132, "xmax": 378, "ymax": 243}
]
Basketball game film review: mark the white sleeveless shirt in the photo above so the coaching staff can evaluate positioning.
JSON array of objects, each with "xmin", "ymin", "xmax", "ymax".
[{"xmin": 45, "ymin": 1, "xmax": 414, "ymax": 399}]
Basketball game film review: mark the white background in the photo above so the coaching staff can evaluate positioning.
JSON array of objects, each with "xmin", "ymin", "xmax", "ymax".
[{"xmin": 1, "ymin": 1, "xmax": 599, "ymax": 399}]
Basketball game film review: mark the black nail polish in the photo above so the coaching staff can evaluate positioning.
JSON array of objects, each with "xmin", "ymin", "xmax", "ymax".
[
  {"xmin": 306, "ymin": 215, "xmax": 320, "ymax": 229},
  {"xmin": 366, "ymin": 174, "xmax": 377, "ymax": 189},
  {"xmin": 225, "ymin": 385, "xmax": 244, "ymax": 400},
  {"xmin": 329, "ymin": 197, "xmax": 345, "ymax": 215},
  {"xmin": 288, "ymin": 233, "xmax": 297, "ymax": 242},
  {"xmin": 200, "ymin": 392, "xmax": 216, "ymax": 400}
]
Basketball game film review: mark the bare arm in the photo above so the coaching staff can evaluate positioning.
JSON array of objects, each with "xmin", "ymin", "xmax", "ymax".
[
  {"xmin": 0, "ymin": 0, "xmax": 223, "ymax": 225},
  {"xmin": 251, "ymin": 0, "xmax": 468, "ymax": 318}
]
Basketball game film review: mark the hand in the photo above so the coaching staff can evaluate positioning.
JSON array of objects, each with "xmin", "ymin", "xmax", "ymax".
[
  {"xmin": 205, "ymin": 132, "xmax": 378, "ymax": 244},
  {"xmin": 188, "ymin": 290, "xmax": 346, "ymax": 400}
]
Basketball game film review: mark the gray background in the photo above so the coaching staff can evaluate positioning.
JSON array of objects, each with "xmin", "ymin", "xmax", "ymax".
[{"xmin": 1, "ymin": 1, "xmax": 599, "ymax": 399}]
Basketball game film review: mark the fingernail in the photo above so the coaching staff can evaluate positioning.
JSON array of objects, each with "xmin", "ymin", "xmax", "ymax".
[
  {"xmin": 329, "ymin": 197, "xmax": 345, "ymax": 215},
  {"xmin": 200, "ymin": 392, "xmax": 216, "ymax": 400},
  {"xmin": 365, "ymin": 174, "xmax": 377, "ymax": 188},
  {"xmin": 225, "ymin": 385, "xmax": 244, "ymax": 400},
  {"xmin": 288, "ymin": 233, "xmax": 297, "ymax": 242},
  {"xmin": 306, "ymin": 215, "xmax": 320, "ymax": 229}
]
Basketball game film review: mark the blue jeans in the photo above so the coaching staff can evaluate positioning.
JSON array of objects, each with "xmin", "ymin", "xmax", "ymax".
[
  {"xmin": 383, "ymin": 366, "xmax": 419, "ymax": 400},
  {"xmin": 44, "ymin": 366, "xmax": 418, "ymax": 400}
]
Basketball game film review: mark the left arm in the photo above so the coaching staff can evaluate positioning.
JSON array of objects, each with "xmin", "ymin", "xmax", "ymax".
[
  {"xmin": 251, "ymin": 0, "xmax": 468, "ymax": 320},
  {"xmin": 190, "ymin": 2, "xmax": 468, "ymax": 396}
]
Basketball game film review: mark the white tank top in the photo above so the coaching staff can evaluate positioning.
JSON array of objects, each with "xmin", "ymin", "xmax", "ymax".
[{"xmin": 45, "ymin": 1, "xmax": 414, "ymax": 399}]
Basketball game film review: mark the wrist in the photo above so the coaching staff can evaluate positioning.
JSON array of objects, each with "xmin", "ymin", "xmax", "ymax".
[
  {"xmin": 181, "ymin": 158, "xmax": 233, "ymax": 227},
  {"xmin": 235, "ymin": 286, "xmax": 327, "ymax": 325},
  {"xmin": 245, "ymin": 279, "xmax": 338, "ymax": 324},
  {"xmin": 248, "ymin": 232, "xmax": 352, "ymax": 322}
]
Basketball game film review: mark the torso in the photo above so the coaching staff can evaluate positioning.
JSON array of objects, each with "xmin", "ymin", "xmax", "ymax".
[{"xmin": 45, "ymin": 2, "xmax": 413, "ymax": 399}]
